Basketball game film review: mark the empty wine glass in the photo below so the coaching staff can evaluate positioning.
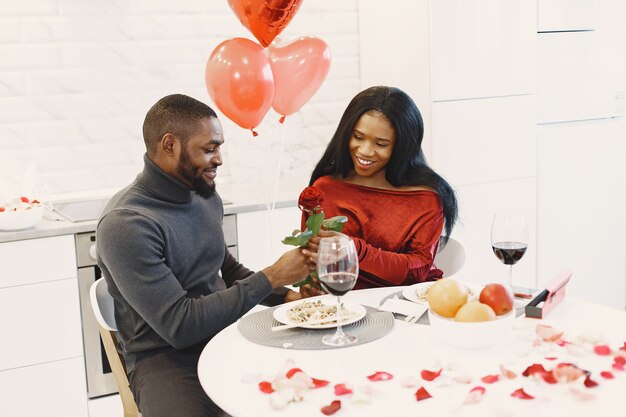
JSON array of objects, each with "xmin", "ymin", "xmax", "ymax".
[
  {"xmin": 491, "ymin": 213, "xmax": 529, "ymax": 292},
  {"xmin": 317, "ymin": 235, "xmax": 359, "ymax": 346}
]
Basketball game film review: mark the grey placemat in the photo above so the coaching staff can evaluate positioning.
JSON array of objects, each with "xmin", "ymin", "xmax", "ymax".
[{"xmin": 237, "ymin": 306, "xmax": 394, "ymax": 350}]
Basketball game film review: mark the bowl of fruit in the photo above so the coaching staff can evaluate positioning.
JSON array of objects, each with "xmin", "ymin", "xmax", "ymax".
[
  {"xmin": 427, "ymin": 279, "xmax": 515, "ymax": 349},
  {"xmin": 0, "ymin": 197, "xmax": 44, "ymax": 231}
]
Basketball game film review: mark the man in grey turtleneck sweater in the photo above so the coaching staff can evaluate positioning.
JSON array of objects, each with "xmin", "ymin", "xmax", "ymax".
[{"xmin": 97, "ymin": 94, "xmax": 320, "ymax": 417}]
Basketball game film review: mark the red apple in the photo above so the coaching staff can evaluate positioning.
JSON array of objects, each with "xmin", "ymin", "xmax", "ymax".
[{"xmin": 479, "ymin": 284, "xmax": 514, "ymax": 316}]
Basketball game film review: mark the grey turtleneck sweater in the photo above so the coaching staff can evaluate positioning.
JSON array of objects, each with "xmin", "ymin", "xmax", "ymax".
[{"xmin": 97, "ymin": 155, "xmax": 279, "ymax": 371}]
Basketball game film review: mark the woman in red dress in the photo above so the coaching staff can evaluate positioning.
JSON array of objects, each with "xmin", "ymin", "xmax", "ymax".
[{"xmin": 305, "ymin": 86, "xmax": 458, "ymax": 289}]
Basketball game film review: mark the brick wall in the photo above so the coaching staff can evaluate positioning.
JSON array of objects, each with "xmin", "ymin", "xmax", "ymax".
[{"xmin": 0, "ymin": 0, "xmax": 360, "ymax": 198}]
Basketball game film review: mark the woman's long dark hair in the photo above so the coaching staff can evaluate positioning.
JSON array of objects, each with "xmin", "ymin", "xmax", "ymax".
[{"xmin": 310, "ymin": 86, "xmax": 458, "ymax": 239}]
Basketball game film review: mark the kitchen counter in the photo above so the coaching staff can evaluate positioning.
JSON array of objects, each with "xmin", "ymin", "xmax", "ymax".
[{"xmin": 0, "ymin": 177, "xmax": 307, "ymax": 244}]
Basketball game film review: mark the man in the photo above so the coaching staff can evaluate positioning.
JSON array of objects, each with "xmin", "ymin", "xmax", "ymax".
[{"xmin": 97, "ymin": 94, "xmax": 316, "ymax": 417}]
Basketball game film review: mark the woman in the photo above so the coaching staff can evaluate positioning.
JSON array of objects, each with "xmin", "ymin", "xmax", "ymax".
[{"xmin": 305, "ymin": 86, "xmax": 458, "ymax": 289}]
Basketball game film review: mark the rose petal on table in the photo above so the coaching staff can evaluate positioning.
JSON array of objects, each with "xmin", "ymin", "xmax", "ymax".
[
  {"xmin": 499, "ymin": 364, "xmax": 517, "ymax": 379},
  {"xmin": 320, "ymin": 400, "xmax": 341, "ymax": 415},
  {"xmin": 481, "ymin": 374, "xmax": 500, "ymax": 384},
  {"xmin": 511, "ymin": 388, "xmax": 535, "ymax": 400},
  {"xmin": 536, "ymin": 324, "xmax": 564, "ymax": 342},
  {"xmin": 594, "ymin": 345, "xmax": 612, "ymax": 356},
  {"xmin": 463, "ymin": 386, "xmax": 486, "ymax": 405},
  {"xmin": 312, "ymin": 377, "xmax": 330, "ymax": 388},
  {"xmin": 621, "ymin": 342, "xmax": 626, "ymax": 351},
  {"xmin": 415, "ymin": 386, "xmax": 432, "ymax": 401},
  {"xmin": 544, "ymin": 356, "xmax": 557, "ymax": 361},
  {"xmin": 421, "ymin": 368, "xmax": 442, "ymax": 381},
  {"xmin": 556, "ymin": 340, "xmax": 570, "ymax": 347},
  {"xmin": 334, "ymin": 383, "xmax": 353, "ymax": 396},
  {"xmin": 258, "ymin": 381, "xmax": 275, "ymax": 394},
  {"xmin": 367, "ymin": 371, "xmax": 393, "ymax": 382},
  {"xmin": 614, "ymin": 355, "xmax": 626, "ymax": 365},
  {"xmin": 285, "ymin": 367, "xmax": 303, "ymax": 378},
  {"xmin": 570, "ymin": 387, "xmax": 596, "ymax": 401},
  {"xmin": 600, "ymin": 371, "xmax": 614, "ymax": 379},
  {"xmin": 612, "ymin": 361, "xmax": 625, "ymax": 371},
  {"xmin": 522, "ymin": 363, "xmax": 548, "ymax": 377},
  {"xmin": 553, "ymin": 363, "xmax": 585, "ymax": 383},
  {"xmin": 583, "ymin": 375, "xmax": 599, "ymax": 388}
]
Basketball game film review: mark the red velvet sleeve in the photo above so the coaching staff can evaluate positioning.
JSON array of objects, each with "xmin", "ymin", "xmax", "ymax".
[{"xmin": 352, "ymin": 207, "xmax": 443, "ymax": 285}]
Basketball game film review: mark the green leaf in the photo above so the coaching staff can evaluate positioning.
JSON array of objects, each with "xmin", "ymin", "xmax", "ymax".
[
  {"xmin": 322, "ymin": 215, "xmax": 348, "ymax": 232},
  {"xmin": 281, "ymin": 229, "xmax": 313, "ymax": 247},
  {"xmin": 306, "ymin": 211, "xmax": 324, "ymax": 236},
  {"xmin": 292, "ymin": 275, "xmax": 312, "ymax": 287}
]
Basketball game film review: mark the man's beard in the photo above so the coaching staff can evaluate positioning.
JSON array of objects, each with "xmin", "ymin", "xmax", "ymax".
[{"xmin": 177, "ymin": 146, "xmax": 216, "ymax": 199}]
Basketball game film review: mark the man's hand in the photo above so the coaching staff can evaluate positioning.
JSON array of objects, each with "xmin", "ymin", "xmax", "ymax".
[{"xmin": 263, "ymin": 247, "xmax": 315, "ymax": 289}]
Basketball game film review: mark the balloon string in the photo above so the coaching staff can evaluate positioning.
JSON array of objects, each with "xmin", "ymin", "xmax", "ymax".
[
  {"xmin": 279, "ymin": 115, "xmax": 286, "ymax": 124},
  {"xmin": 271, "ymin": 121, "xmax": 287, "ymax": 212},
  {"xmin": 251, "ymin": 128, "xmax": 258, "ymax": 137}
]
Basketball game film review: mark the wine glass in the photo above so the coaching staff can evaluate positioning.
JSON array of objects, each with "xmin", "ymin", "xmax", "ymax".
[
  {"xmin": 316, "ymin": 235, "xmax": 359, "ymax": 347},
  {"xmin": 491, "ymin": 213, "xmax": 529, "ymax": 293}
]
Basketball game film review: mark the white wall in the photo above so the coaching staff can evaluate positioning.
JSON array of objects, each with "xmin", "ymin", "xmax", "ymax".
[{"xmin": 0, "ymin": 0, "xmax": 361, "ymax": 198}]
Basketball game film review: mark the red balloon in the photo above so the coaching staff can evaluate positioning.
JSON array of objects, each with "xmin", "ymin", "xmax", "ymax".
[
  {"xmin": 269, "ymin": 37, "xmax": 331, "ymax": 117},
  {"xmin": 205, "ymin": 38, "xmax": 274, "ymax": 130},
  {"xmin": 227, "ymin": 0, "xmax": 303, "ymax": 48}
]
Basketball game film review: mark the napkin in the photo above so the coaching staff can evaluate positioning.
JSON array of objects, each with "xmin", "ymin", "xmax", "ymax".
[{"xmin": 378, "ymin": 297, "xmax": 428, "ymax": 318}]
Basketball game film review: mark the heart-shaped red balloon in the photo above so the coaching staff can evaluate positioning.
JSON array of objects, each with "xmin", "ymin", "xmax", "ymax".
[
  {"xmin": 205, "ymin": 38, "xmax": 274, "ymax": 130},
  {"xmin": 269, "ymin": 37, "xmax": 331, "ymax": 117},
  {"xmin": 227, "ymin": 0, "xmax": 303, "ymax": 47}
]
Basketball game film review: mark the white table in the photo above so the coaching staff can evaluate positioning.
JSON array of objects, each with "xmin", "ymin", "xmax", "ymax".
[{"xmin": 198, "ymin": 287, "xmax": 626, "ymax": 417}]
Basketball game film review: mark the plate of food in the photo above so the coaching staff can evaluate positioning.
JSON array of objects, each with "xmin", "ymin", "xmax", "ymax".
[
  {"xmin": 402, "ymin": 281, "xmax": 477, "ymax": 304},
  {"xmin": 273, "ymin": 295, "xmax": 367, "ymax": 329}
]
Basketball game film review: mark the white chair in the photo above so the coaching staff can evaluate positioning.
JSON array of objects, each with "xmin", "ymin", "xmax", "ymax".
[
  {"xmin": 433, "ymin": 237, "xmax": 466, "ymax": 278},
  {"xmin": 90, "ymin": 278, "xmax": 140, "ymax": 417}
]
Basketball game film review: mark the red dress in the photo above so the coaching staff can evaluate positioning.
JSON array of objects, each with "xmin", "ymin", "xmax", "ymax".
[{"xmin": 303, "ymin": 176, "xmax": 444, "ymax": 289}]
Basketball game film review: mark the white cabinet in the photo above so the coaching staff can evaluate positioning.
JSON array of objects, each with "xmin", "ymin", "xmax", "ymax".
[
  {"xmin": 537, "ymin": 120, "xmax": 626, "ymax": 309},
  {"xmin": 431, "ymin": 95, "xmax": 536, "ymax": 185},
  {"xmin": 0, "ymin": 235, "xmax": 88, "ymax": 417},
  {"xmin": 430, "ymin": 0, "xmax": 537, "ymax": 101},
  {"xmin": 236, "ymin": 205, "xmax": 301, "ymax": 273},
  {"xmin": 0, "ymin": 357, "xmax": 88, "ymax": 417},
  {"xmin": 538, "ymin": 0, "xmax": 597, "ymax": 31}
]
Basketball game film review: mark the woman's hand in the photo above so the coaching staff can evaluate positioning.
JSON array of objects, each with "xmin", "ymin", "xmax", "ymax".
[
  {"xmin": 306, "ymin": 230, "xmax": 347, "ymax": 263},
  {"xmin": 299, "ymin": 282, "xmax": 326, "ymax": 298}
]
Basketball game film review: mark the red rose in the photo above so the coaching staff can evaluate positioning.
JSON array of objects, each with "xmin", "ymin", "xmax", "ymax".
[{"xmin": 298, "ymin": 186, "xmax": 324, "ymax": 212}]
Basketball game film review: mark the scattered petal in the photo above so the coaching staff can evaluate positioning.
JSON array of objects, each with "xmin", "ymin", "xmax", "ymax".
[
  {"xmin": 511, "ymin": 388, "xmax": 534, "ymax": 400},
  {"xmin": 258, "ymin": 381, "xmax": 274, "ymax": 394},
  {"xmin": 481, "ymin": 374, "xmax": 500, "ymax": 384},
  {"xmin": 285, "ymin": 368, "xmax": 303, "ymax": 378},
  {"xmin": 312, "ymin": 378, "xmax": 330, "ymax": 388},
  {"xmin": 600, "ymin": 371, "xmax": 614, "ymax": 379},
  {"xmin": 367, "ymin": 371, "xmax": 393, "ymax": 382},
  {"xmin": 421, "ymin": 368, "xmax": 443, "ymax": 381},
  {"xmin": 614, "ymin": 356, "xmax": 626, "ymax": 365},
  {"xmin": 545, "ymin": 357, "xmax": 557, "ymax": 361},
  {"xmin": 570, "ymin": 387, "xmax": 595, "ymax": 401},
  {"xmin": 522, "ymin": 363, "xmax": 548, "ymax": 377},
  {"xmin": 583, "ymin": 375, "xmax": 598, "ymax": 388},
  {"xmin": 594, "ymin": 345, "xmax": 612, "ymax": 356},
  {"xmin": 415, "ymin": 386, "xmax": 432, "ymax": 401},
  {"xmin": 321, "ymin": 400, "xmax": 341, "ymax": 415},
  {"xmin": 463, "ymin": 386, "xmax": 486, "ymax": 405},
  {"xmin": 612, "ymin": 362, "xmax": 625, "ymax": 371},
  {"xmin": 536, "ymin": 324, "xmax": 564, "ymax": 342},
  {"xmin": 622, "ymin": 342, "xmax": 626, "ymax": 351},
  {"xmin": 553, "ymin": 363, "xmax": 585, "ymax": 382},
  {"xmin": 400, "ymin": 376, "xmax": 420, "ymax": 388},
  {"xmin": 499, "ymin": 365, "xmax": 517, "ymax": 379},
  {"xmin": 334, "ymin": 383, "xmax": 353, "ymax": 396}
]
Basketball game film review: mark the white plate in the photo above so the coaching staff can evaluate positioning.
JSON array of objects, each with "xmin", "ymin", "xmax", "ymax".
[
  {"xmin": 273, "ymin": 295, "xmax": 367, "ymax": 329},
  {"xmin": 402, "ymin": 281, "xmax": 480, "ymax": 304}
]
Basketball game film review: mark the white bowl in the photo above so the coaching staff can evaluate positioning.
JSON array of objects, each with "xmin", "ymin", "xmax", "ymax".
[
  {"xmin": 0, "ymin": 206, "xmax": 44, "ymax": 231},
  {"xmin": 428, "ymin": 308, "xmax": 515, "ymax": 349}
]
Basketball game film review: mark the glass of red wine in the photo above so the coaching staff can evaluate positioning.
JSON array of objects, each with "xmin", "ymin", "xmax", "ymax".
[
  {"xmin": 491, "ymin": 213, "xmax": 528, "ymax": 293},
  {"xmin": 317, "ymin": 235, "xmax": 359, "ymax": 346}
]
